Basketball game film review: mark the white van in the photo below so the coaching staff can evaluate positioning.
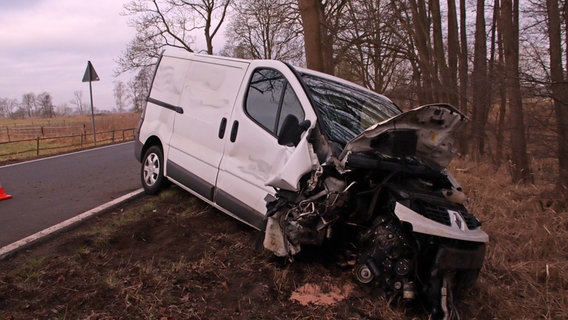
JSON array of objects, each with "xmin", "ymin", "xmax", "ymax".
[{"xmin": 135, "ymin": 49, "xmax": 488, "ymax": 318}]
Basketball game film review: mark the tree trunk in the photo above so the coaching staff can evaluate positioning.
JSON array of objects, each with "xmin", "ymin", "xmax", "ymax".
[
  {"xmin": 458, "ymin": 0, "xmax": 469, "ymax": 155},
  {"xmin": 408, "ymin": 0, "xmax": 435, "ymax": 103},
  {"xmin": 471, "ymin": 0, "xmax": 489, "ymax": 159},
  {"xmin": 488, "ymin": 0, "xmax": 499, "ymax": 166},
  {"xmin": 430, "ymin": 0, "xmax": 450, "ymax": 102},
  {"xmin": 205, "ymin": 23, "xmax": 213, "ymax": 54},
  {"xmin": 496, "ymin": 2, "xmax": 507, "ymax": 168},
  {"xmin": 502, "ymin": 0, "xmax": 532, "ymax": 183},
  {"xmin": 298, "ymin": 0, "xmax": 325, "ymax": 72},
  {"xmin": 546, "ymin": 0, "xmax": 568, "ymax": 196},
  {"xmin": 447, "ymin": 0, "xmax": 460, "ymax": 107}
]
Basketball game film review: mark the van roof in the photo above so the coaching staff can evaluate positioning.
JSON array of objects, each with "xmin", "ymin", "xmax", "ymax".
[
  {"xmin": 163, "ymin": 48, "xmax": 251, "ymax": 65},
  {"xmin": 161, "ymin": 48, "xmax": 392, "ymax": 103}
]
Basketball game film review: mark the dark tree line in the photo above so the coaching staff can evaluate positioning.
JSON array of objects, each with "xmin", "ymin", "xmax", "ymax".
[{"xmin": 118, "ymin": 0, "xmax": 568, "ymax": 199}]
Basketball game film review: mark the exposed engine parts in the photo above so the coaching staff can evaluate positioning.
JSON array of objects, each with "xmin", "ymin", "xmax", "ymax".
[
  {"xmin": 264, "ymin": 155, "xmax": 487, "ymax": 320},
  {"xmin": 264, "ymin": 175, "xmax": 349, "ymax": 257},
  {"xmin": 354, "ymin": 216, "xmax": 416, "ymax": 299},
  {"xmin": 263, "ymin": 104, "xmax": 488, "ymax": 320}
]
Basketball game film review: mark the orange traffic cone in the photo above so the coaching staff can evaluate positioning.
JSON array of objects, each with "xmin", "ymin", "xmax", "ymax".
[{"xmin": 0, "ymin": 179, "xmax": 12, "ymax": 201}]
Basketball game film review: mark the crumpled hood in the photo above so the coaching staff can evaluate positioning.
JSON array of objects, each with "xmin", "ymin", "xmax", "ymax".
[{"xmin": 340, "ymin": 104, "xmax": 467, "ymax": 169}]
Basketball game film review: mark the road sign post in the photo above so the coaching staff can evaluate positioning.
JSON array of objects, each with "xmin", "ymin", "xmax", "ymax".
[{"xmin": 82, "ymin": 61, "xmax": 100, "ymax": 146}]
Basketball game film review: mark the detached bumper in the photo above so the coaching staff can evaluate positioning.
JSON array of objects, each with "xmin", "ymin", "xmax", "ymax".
[{"xmin": 394, "ymin": 202, "xmax": 489, "ymax": 243}]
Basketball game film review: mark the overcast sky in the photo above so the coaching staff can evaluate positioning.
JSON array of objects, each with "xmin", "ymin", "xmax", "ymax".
[{"xmin": 0, "ymin": 0, "xmax": 136, "ymax": 111}]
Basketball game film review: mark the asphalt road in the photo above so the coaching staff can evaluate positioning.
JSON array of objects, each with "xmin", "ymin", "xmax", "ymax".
[{"xmin": 0, "ymin": 142, "xmax": 141, "ymax": 247}]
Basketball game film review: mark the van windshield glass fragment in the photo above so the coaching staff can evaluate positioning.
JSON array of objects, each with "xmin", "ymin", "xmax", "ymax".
[{"xmin": 301, "ymin": 74, "xmax": 401, "ymax": 146}]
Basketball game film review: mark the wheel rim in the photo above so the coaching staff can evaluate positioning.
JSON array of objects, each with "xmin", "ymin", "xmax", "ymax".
[
  {"xmin": 143, "ymin": 152, "xmax": 160, "ymax": 187},
  {"xmin": 355, "ymin": 264, "xmax": 374, "ymax": 284}
]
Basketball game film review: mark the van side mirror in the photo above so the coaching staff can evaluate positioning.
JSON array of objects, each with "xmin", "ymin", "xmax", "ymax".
[{"xmin": 278, "ymin": 114, "xmax": 311, "ymax": 147}]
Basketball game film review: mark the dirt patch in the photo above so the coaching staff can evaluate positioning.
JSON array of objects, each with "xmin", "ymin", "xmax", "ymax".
[{"xmin": 290, "ymin": 282, "xmax": 354, "ymax": 306}]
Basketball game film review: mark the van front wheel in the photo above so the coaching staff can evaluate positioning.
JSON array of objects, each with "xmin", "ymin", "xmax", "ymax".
[{"xmin": 141, "ymin": 145, "xmax": 165, "ymax": 195}]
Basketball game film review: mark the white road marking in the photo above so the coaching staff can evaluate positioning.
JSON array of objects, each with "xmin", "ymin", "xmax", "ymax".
[{"xmin": 0, "ymin": 141, "xmax": 133, "ymax": 169}]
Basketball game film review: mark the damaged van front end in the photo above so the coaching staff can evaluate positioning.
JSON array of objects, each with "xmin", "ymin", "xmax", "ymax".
[{"xmin": 263, "ymin": 86, "xmax": 488, "ymax": 319}]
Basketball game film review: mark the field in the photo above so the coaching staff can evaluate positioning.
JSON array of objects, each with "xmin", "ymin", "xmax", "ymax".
[
  {"xmin": 0, "ymin": 157, "xmax": 566, "ymax": 319},
  {"xmin": 0, "ymin": 113, "xmax": 140, "ymax": 163}
]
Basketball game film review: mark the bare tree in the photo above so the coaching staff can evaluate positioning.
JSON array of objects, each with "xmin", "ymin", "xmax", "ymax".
[
  {"xmin": 179, "ymin": 0, "xmax": 232, "ymax": 54},
  {"xmin": 471, "ymin": 0, "xmax": 490, "ymax": 158},
  {"xmin": 298, "ymin": 0, "xmax": 326, "ymax": 72},
  {"xmin": 430, "ymin": 0, "xmax": 451, "ymax": 102},
  {"xmin": 456, "ymin": 0, "xmax": 470, "ymax": 154},
  {"xmin": 446, "ymin": 0, "xmax": 459, "ymax": 107},
  {"xmin": 502, "ymin": 0, "xmax": 532, "ymax": 183},
  {"xmin": 388, "ymin": 0, "xmax": 461, "ymax": 105},
  {"xmin": 21, "ymin": 93, "xmax": 36, "ymax": 118},
  {"xmin": 340, "ymin": 0, "xmax": 407, "ymax": 96},
  {"xmin": 494, "ymin": 0, "xmax": 508, "ymax": 167},
  {"xmin": 56, "ymin": 103, "xmax": 74, "ymax": 116},
  {"xmin": 37, "ymin": 92, "xmax": 55, "ymax": 118},
  {"xmin": 114, "ymin": 81, "xmax": 129, "ymax": 113},
  {"xmin": 546, "ymin": 0, "xmax": 568, "ymax": 198},
  {"xmin": 321, "ymin": 0, "xmax": 350, "ymax": 74},
  {"xmin": 391, "ymin": 0, "xmax": 438, "ymax": 104},
  {"xmin": 117, "ymin": 0, "xmax": 231, "ymax": 74},
  {"xmin": 70, "ymin": 90, "xmax": 85, "ymax": 115},
  {"xmin": 117, "ymin": 0, "xmax": 194, "ymax": 74},
  {"xmin": 223, "ymin": 0, "xmax": 304, "ymax": 63},
  {"xmin": 0, "ymin": 98, "xmax": 18, "ymax": 118},
  {"xmin": 297, "ymin": 0, "xmax": 349, "ymax": 74},
  {"xmin": 128, "ymin": 67, "xmax": 152, "ymax": 113}
]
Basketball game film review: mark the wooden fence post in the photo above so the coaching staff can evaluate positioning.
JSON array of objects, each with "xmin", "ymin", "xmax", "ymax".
[{"xmin": 1, "ymin": 126, "xmax": 135, "ymax": 161}]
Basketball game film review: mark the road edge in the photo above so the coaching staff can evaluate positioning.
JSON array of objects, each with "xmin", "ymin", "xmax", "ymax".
[{"xmin": 0, "ymin": 188, "xmax": 145, "ymax": 259}]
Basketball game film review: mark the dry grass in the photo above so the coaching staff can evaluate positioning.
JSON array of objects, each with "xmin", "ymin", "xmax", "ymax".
[
  {"xmin": 0, "ymin": 113, "xmax": 140, "ymax": 162},
  {"xmin": 450, "ymin": 158, "xmax": 567, "ymax": 319}
]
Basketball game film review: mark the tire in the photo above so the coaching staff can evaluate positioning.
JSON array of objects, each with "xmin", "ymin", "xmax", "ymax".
[{"xmin": 141, "ymin": 145, "xmax": 166, "ymax": 195}]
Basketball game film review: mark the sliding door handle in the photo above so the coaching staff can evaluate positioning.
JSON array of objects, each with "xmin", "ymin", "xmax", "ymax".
[
  {"xmin": 218, "ymin": 117, "xmax": 227, "ymax": 139},
  {"xmin": 230, "ymin": 120, "xmax": 239, "ymax": 142}
]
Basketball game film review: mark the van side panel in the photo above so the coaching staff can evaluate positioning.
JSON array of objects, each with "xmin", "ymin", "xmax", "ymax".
[
  {"xmin": 138, "ymin": 101, "xmax": 176, "ymax": 150},
  {"xmin": 215, "ymin": 62, "xmax": 318, "ymax": 217},
  {"xmin": 166, "ymin": 57, "xmax": 250, "ymax": 200},
  {"xmin": 167, "ymin": 160, "xmax": 214, "ymax": 200},
  {"xmin": 138, "ymin": 55, "xmax": 190, "ymax": 165},
  {"xmin": 149, "ymin": 56, "xmax": 189, "ymax": 106}
]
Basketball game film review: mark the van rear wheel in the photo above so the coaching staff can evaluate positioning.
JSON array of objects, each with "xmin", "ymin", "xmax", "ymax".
[{"xmin": 141, "ymin": 145, "xmax": 166, "ymax": 195}]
